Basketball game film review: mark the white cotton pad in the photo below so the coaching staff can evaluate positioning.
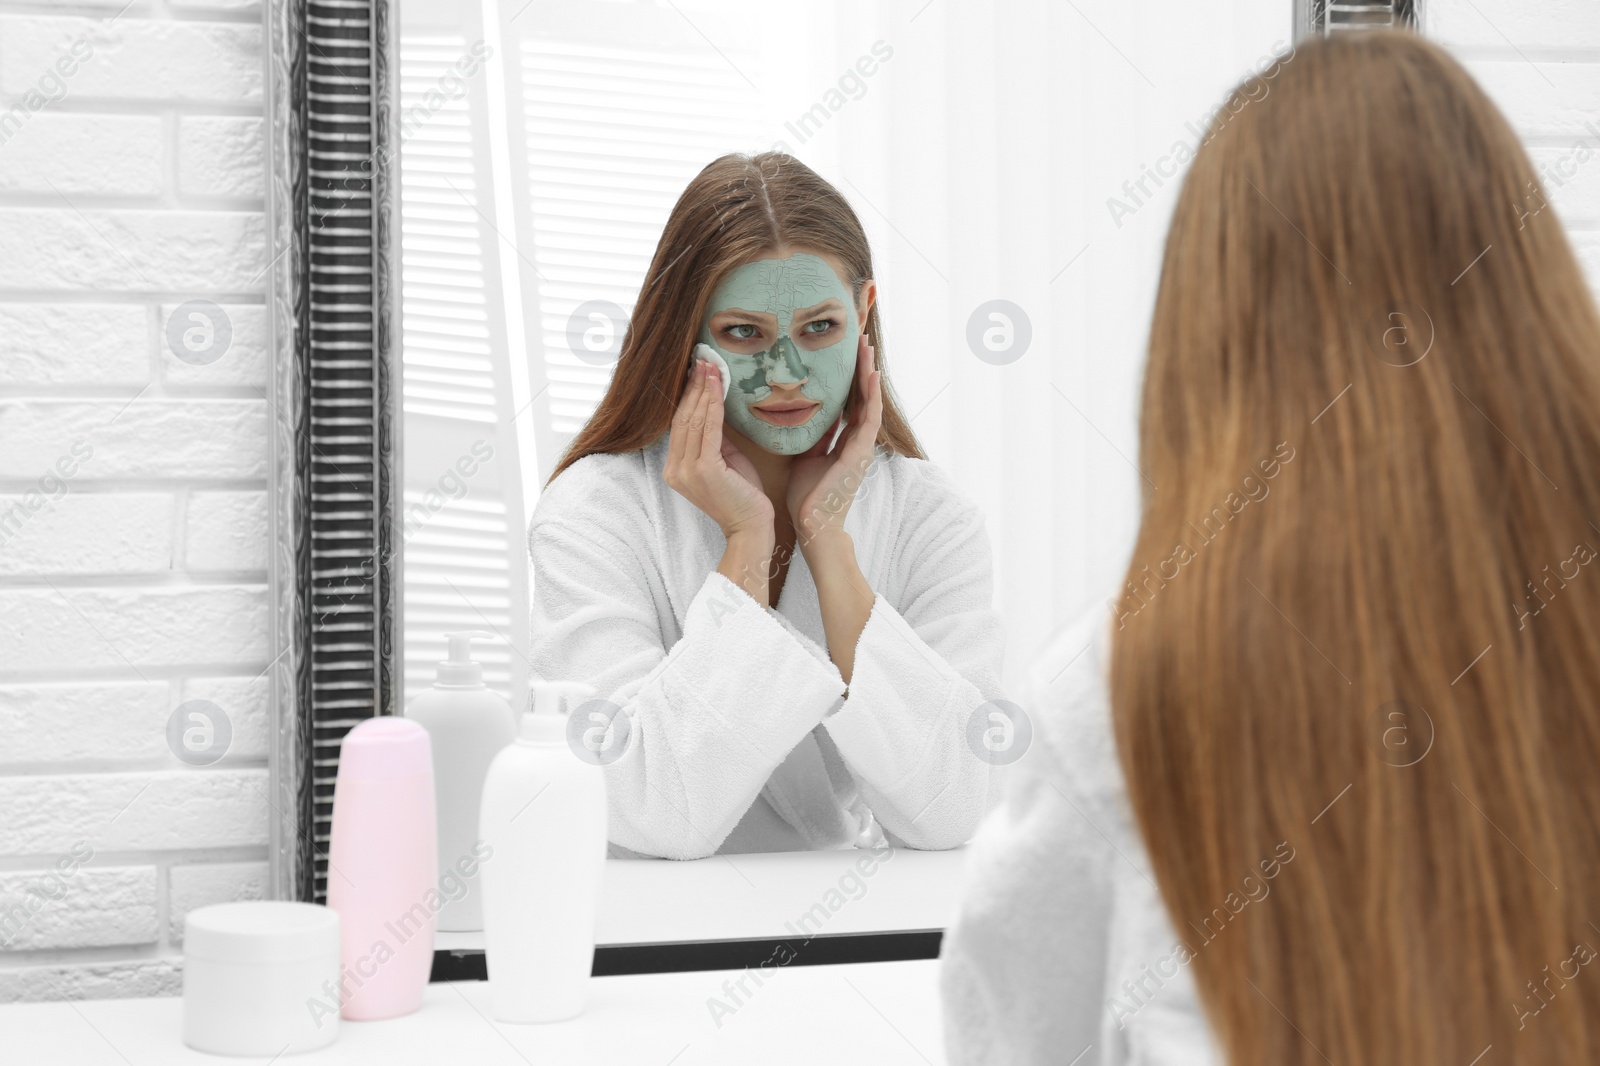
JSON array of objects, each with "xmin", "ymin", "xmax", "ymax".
[
  {"xmin": 692, "ymin": 343, "xmax": 732, "ymax": 401},
  {"xmin": 827, "ymin": 416, "xmax": 848, "ymax": 453}
]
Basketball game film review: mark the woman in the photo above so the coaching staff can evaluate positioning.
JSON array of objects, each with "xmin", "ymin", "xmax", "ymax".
[
  {"xmin": 529, "ymin": 152, "xmax": 1008, "ymax": 860},
  {"xmin": 942, "ymin": 31, "xmax": 1600, "ymax": 1064}
]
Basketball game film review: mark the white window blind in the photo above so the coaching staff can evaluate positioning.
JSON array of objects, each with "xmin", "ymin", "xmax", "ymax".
[
  {"xmin": 397, "ymin": 11, "xmax": 767, "ymax": 706},
  {"xmin": 507, "ymin": 31, "xmax": 765, "ymax": 461},
  {"xmin": 399, "ymin": 33, "xmax": 521, "ymax": 704}
]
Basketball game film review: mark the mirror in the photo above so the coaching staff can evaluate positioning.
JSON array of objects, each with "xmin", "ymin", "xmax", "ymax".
[{"xmin": 382, "ymin": 0, "xmax": 1296, "ymax": 944}]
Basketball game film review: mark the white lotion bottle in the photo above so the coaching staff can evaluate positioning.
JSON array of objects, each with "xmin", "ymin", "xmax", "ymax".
[
  {"xmin": 479, "ymin": 680, "xmax": 606, "ymax": 1023},
  {"xmin": 405, "ymin": 631, "xmax": 515, "ymax": 932}
]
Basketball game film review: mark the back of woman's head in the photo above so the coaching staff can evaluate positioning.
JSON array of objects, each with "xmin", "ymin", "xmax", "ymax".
[{"xmin": 1113, "ymin": 30, "xmax": 1600, "ymax": 1063}]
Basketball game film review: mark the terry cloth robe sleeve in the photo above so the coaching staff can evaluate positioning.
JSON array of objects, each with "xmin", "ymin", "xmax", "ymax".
[
  {"xmin": 937, "ymin": 611, "xmax": 1220, "ymax": 1066},
  {"xmin": 528, "ymin": 459, "xmax": 847, "ymax": 861},
  {"xmin": 819, "ymin": 459, "xmax": 1007, "ymax": 851}
]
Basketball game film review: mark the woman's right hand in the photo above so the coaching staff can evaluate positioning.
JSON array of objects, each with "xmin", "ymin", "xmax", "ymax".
[{"xmin": 664, "ymin": 360, "xmax": 774, "ymax": 546}]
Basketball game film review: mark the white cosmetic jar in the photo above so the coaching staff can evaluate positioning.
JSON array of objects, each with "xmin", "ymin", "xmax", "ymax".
[{"xmin": 183, "ymin": 901, "xmax": 342, "ymax": 1057}]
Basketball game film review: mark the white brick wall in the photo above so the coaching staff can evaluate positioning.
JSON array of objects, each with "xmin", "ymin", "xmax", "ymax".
[
  {"xmin": 0, "ymin": 0, "xmax": 269, "ymax": 1002},
  {"xmin": 1430, "ymin": 1, "xmax": 1600, "ymax": 293}
]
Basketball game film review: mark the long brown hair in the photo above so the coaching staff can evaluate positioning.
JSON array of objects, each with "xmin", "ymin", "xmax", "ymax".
[
  {"xmin": 1113, "ymin": 31, "xmax": 1600, "ymax": 1063},
  {"xmin": 548, "ymin": 152, "xmax": 923, "ymax": 482}
]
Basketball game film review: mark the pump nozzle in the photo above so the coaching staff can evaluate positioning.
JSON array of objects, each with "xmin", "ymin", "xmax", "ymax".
[
  {"xmin": 532, "ymin": 680, "xmax": 594, "ymax": 717},
  {"xmin": 437, "ymin": 630, "xmax": 495, "ymax": 687},
  {"xmin": 521, "ymin": 680, "xmax": 596, "ymax": 743}
]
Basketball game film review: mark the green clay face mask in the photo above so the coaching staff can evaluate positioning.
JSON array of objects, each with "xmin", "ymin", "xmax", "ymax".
[{"xmin": 698, "ymin": 252, "xmax": 859, "ymax": 455}]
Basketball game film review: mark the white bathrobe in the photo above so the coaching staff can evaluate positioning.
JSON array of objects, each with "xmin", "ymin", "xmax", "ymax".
[
  {"xmin": 527, "ymin": 434, "xmax": 1008, "ymax": 860},
  {"xmin": 939, "ymin": 609, "xmax": 1221, "ymax": 1065}
]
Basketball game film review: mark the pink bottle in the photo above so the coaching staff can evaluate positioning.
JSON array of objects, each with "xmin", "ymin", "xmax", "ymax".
[{"xmin": 326, "ymin": 716, "xmax": 437, "ymax": 1020}]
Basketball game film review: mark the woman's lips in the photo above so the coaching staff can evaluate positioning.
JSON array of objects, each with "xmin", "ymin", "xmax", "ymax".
[{"xmin": 751, "ymin": 401, "xmax": 819, "ymax": 427}]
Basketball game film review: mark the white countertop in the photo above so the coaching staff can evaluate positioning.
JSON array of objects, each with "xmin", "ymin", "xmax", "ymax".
[
  {"xmin": 3, "ymin": 959, "xmax": 946, "ymax": 1065},
  {"xmin": 440, "ymin": 846, "xmax": 967, "ymax": 950}
]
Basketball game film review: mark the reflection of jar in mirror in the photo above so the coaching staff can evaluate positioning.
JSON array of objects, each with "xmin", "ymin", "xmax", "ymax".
[{"xmin": 326, "ymin": 716, "xmax": 437, "ymax": 1020}]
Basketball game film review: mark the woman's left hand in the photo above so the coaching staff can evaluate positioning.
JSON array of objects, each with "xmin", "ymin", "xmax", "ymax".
[{"xmin": 786, "ymin": 334, "xmax": 883, "ymax": 554}]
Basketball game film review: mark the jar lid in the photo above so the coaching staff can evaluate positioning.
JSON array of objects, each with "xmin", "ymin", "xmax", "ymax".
[
  {"xmin": 185, "ymin": 901, "xmax": 340, "ymax": 964},
  {"xmin": 337, "ymin": 715, "xmax": 433, "ymax": 781}
]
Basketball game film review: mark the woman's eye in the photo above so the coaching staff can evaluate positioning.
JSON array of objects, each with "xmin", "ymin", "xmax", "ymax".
[
  {"xmin": 800, "ymin": 319, "xmax": 837, "ymax": 336},
  {"xmin": 724, "ymin": 324, "xmax": 759, "ymax": 341}
]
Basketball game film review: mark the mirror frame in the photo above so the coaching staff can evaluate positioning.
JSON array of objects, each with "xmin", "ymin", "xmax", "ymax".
[{"xmin": 264, "ymin": 0, "xmax": 404, "ymax": 906}]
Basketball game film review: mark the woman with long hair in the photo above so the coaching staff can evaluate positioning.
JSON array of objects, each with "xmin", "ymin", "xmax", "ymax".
[
  {"xmin": 530, "ymin": 152, "xmax": 1007, "ymax": 859},
  {"xmin": 942, "ymin": 30, "xmax": 1600, "ymax": 1063}
]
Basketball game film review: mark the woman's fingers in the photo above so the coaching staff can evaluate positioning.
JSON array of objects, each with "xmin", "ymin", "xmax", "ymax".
[
  {"xmin": 691, "ymin": 361, "xmax": 716, "ymax": 460},
  {"xmin": 846, "ymin": 341, "xmax": 882, "ymax": 455},
  {"xmin": 851, "ymin": 334, "xmax": 871, "ymax": 415},
  {"xmin": 700, "ymin": 363, "xmax": 725, "ymax": 461},
  {"xmin": 671, "ymin": 361, "xmax": 705, "ymax": 466},
  {"xmin": 667, "ymin": 362, "xmax": 699, "ymax": 472},
  {"xmin": 689, "ymin": 362, "xmax": 716, "ymax": 464}
]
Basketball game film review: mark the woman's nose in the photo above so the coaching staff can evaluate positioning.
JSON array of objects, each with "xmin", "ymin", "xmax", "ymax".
[{"xmin": 764, "ymin": 336, "xmax": 809, "ymax": 386}]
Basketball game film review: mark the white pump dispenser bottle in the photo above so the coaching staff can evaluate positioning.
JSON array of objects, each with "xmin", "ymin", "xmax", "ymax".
[
  {"xmin": 479, "ymin": 680, "xmax": 607, "ymax": 1023},
  {"xmin": 404, "ymin": 630, "xmax": 515, "ymax": 931}
]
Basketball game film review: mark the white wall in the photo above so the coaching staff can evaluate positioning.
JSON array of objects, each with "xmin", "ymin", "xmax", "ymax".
[
  {"xmin": 0, "ymin": 0, "xmax": 269, "ymax": 1000},
  {"xmin": 818, "ymin": 0, "xmax": 1293, "ymax": 687}
]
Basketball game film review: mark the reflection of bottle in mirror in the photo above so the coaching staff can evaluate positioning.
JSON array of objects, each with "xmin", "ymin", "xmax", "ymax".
[
  {"xmin": 480, "ymin": 680, "xmax": 606, "ymax": 1023},
  {"xmin": 405, "ymin": 631, "xmax": 515, "ymax": 932},
  {"xmin": 326, "ymin": 716, "xmax": 437, "ymax": 1020}
]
